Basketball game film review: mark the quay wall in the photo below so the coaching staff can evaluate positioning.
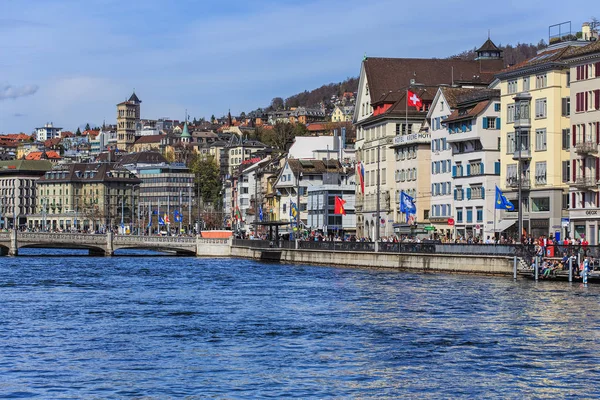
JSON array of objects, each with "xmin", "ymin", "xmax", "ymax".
[{"xmin": 230, "ymin": 246, "xmax": 514, "ymax": 275}]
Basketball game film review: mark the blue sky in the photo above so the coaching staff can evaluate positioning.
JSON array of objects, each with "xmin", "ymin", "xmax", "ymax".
[{"xmin": 0, "ymin": 0, "xmax": 594, "ymax": 133}]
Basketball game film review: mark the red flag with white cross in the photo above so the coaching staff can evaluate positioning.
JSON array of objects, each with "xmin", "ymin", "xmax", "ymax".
[{"xmin": 407, "ymin": 90, "xmax": 422, "ymax": 109}]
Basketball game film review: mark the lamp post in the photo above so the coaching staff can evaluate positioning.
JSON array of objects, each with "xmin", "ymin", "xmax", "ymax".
[
  {"xmin": 376, "ymin": 144, "xmax": 381, "ymax": 243},
  {"xmin": 296, "ymin": 170, "xmax": 303, "ymax": 239},
  {"xmin": 188, "ymin": 184, "xmax": 192, "ymax": 234}
]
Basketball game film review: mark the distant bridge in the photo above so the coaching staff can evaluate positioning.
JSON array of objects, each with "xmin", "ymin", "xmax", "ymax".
[{"xmin": 0, "ymin": 231, "xmax": 231, "ymax": 257}]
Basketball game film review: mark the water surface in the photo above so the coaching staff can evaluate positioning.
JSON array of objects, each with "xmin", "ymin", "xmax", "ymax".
[{"xmin": 1, "ymin": 252, "xmax": 599, "ymax": 398}]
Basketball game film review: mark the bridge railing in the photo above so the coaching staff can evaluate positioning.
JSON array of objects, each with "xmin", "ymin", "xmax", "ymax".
[
  {"xmin": 18, "ymin": 232, "xmax": 107, "ymax": 245},
  {"xmin": 113, "ymin": 235, "xmax": 196, "ymax": 245}
]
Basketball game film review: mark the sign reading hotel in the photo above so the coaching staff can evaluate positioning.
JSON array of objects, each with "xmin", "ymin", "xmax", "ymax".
[{"xmin": 393, "ymin": 132, "xmax": 431, "ymax": 146}]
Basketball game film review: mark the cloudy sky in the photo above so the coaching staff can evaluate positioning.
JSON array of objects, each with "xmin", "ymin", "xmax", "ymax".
[{"xmin": 0, "ymin": 0, "xmax": 594, "ymax": 133}]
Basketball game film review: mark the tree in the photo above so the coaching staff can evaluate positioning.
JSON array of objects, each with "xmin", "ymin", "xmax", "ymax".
[
  {"xmin": 76, "ymin": 127, "xmax": 81, "ymax": 136},
  {"xmin": 189, "ymin": 154, "xmax": 222, "ymax": 208},
  {"xmin": 193, "ymin": 117, "xmax": 198, "ymax": 125},
  {"xmin": 240, "ymin": 111, "xmax": 246, "ymax": 119},
  {"xmin": 270, "ymin": 97, "xmax": 284, "ymax": 111},
  {"xmin": 210, "ymin": 114, "xmax": 216, "ymax": 123},
  {"xmin": 85, "ymin": 123, "xmax": 91, "ymax": 131},
  {"xmin": 261, "ymin": 121, "xmax": 295, "ymax": 152}
]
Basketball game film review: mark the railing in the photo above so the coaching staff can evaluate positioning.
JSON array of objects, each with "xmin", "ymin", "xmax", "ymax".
[
  {"xmin": 575, "ymin": 141, "xmax": 598, "ymax": 154},
  {"xmin": 572, "ymin": 176, "xmax": 596, "ymax": 189},
  {"xmin": 298, "ymin": 241, "xmax": 376, "ymax": 252},
  {"xmin": 19, "ymin": 232, "xmax": 107, "ymax": 245},
  {"xmin": 113, "ymin": 235, "xmax": 196, "ymax": 245},
  {"xmin": 232, "ymin": 239, "xmax": 538, "ymax": 259},
  {"xmin": 506, "ymin": 178, "xmax": 531, "ymax": 189}
]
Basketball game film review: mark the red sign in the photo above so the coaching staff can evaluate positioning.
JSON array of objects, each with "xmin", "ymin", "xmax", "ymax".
[{"xmin": 447, "ymin": 218, "xmax": 455, "ymax": 226}]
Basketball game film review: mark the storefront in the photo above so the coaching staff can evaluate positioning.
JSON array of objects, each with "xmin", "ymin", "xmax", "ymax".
[{"xmin": 569, "ymin": 209, "xmax": 600, "ymax": 245}]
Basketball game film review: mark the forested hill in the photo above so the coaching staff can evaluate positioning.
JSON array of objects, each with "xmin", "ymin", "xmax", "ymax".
[
  {"xmin": 260, "ymin": 41, "xmax": 546, "ymax": 112},
  {"xmin": 283, "ymin": 77, "xmax": 359, "ymax": 109}
]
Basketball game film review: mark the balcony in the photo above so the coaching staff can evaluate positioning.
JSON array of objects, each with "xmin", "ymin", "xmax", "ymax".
[
  {"xmin": 575, "ymin": 142, "xmax": 598, "ymax": 155},
  {"xmin": 572, "ymin": 176, "xmax": 597, "ymax": 189},
  {"xmin": 512, "ymin": 148, "xmax": 532, "ymax": 161},
  {"xmin": 506, "ymin": 177, "xmax": 531, "ymax": 189}
]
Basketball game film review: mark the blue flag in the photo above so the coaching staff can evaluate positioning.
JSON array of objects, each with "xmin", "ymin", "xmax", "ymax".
[
  {"xmin": 400, "ymin": 192, "xmax": 416, "ymax": 222},
  {"xmin": 259, "ymin": 205, "xmax": 263, "ymax": 222},
  {"xmin": 495, "ymin": 186, "xmax": 515, "ymax": 211},
  {"xmin": 158, "ymin": 215, "xmax": 165, "ymax": 226}
]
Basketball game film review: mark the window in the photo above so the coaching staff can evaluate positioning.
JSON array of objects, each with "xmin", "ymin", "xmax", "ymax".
[
  {"xmin": 456, "ymin": 186, "xmax": 463, "ymax": 200},
  {"xmin": 469, "ymin": 161, "xmax": 483, "ymax": 175},
  {"xmin": 486, "ymin": 117, "xmax": 496, "ymax": 129},
  {"xmin": 507, "ymin": 104, "xmax": 515, "ymax": 123},
  {"xmin": 381, "ymin": 168, "xmax": 386, "ymax": 185},
  {"xmin": 395, "ymin": 124, "xmax": 401, "ymax": 135},
  {"xmin": 476, "ymin": 207, "xmax": 483, "ymax": 222},
  {"xmin": 494, "ymin": 103, "xmax": 501, "ymax": 112},
  {"xmin": 531, "ymin": 197, "xmax": 550, "ymax": 212},
  {"xmin": 507, "ymin": 132, "xmax": 516, "ymax": 154},
  {"xmin": 562, "ymin": 160, "xmax": 570, "ymax": 183},
  {"xmin": 507, "ymin": 164, "xmax": 518, "ymax": 186},
  {"xmin": 562, "ymin": 193, "xmax": 569, "ymax": 210},
  {"xmin": 508, "ymin": 80, "xmax": 518, "ymax": 94},
  {"xmin": 523, "ymin": 77, "xmax": 530, "ymax": 91},
  {"xmin": 466, "ymin": 208, "xmax": 473, "ymax": 223},
  {"xmin": 456, "ymin": 208, "xmax": 463, "ymax": 223},
  {"xmin": 561, "ymin": 97, "xmax": 570, "ymax": 116},
  {"xmin": 566, "ymin": 70, "xmax": 571, "ymax": 87},
  {"xmin": 562, "ymin": 128, "xmax": 570, "ymax": 150},
  {"xmin": 535, "ymin": 129, "xmax": 547, "ymax": 151},
  {"xmin": 471, "ymin": 185, "xmax": 484, "ymax": 199},
  {"xmin": 535, "ymin": 98, "xmax": 547, "ymax": 118},
  {"xmin": 535, "ymin": 162, "xmax": 547, "ymax": 185},
  {"xmin": 535, "ymin": 74, "xmax": 547, "ymax": 89}
]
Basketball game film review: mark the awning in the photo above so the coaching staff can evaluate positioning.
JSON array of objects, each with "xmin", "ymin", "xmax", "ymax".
[{"xmin": 490, "ymin": 219, "xmax": 517, "ymax": 233}]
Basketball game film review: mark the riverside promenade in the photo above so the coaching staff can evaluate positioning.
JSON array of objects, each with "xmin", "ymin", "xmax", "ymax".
[{"xmin": 7, "ymin": 231, "xmax": 597, "ymax": 280}]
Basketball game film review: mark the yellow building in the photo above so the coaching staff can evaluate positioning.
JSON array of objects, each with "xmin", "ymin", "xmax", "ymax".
[
  {"xmin": 496, "ymin": 46, "xmax": 574, "ymax": 239},
  {"xmin": 331, "ymin": 105, "xmax": 354, "ymax": 122}
]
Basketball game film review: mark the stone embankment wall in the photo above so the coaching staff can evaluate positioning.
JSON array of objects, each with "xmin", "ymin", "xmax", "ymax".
[{"xmin": 230, "ymin": 246, "xmax": 514, "ymax": 275}]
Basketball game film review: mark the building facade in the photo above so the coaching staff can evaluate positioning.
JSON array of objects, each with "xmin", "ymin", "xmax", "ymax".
[
  {"xmin": 35, "ymin": 123, "xmax": 62, "ymax": 142},
  {"xmin": 31, "ymin": 163, "xmax": 141, "ymax": 232},
  {"xmin": 0, "ymin": 160, "xmax": 53, "ymax": 229},
  {"xmin": 565, "ymin": 41, "xmax": 600, "ymax": 242},
  {"xmin": 497, "ymin": 45, "xmax": 574, "ymax": 239},
  {"xmin": 307, "ymin": 184, "xmax": 356, "ymax": 234}
]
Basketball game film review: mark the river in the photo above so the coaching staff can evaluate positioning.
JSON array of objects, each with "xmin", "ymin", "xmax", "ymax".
[{"xmin": 1, "ymin": 250, "xmax": 599, "ymax": 398}]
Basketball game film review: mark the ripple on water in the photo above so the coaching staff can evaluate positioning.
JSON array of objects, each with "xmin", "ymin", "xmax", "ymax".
[{"xmin": 1, "ymin": 254, "xmax": 600, "ymax": 398}]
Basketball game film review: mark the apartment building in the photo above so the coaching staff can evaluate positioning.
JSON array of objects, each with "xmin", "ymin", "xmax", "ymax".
[
  {"xmin": 444, "ymin": 89, "xmax": 501, "ymax": 239},
  {"xmin": 496, "ymin": 46, "xmax": 574, "ymax": 239},
  {"xmin": 565, "ymin": 40, "xmax": 600, "ymax": 242},
  {"xmin": 428, "ymin": 87, "xmax": 481, "ymax": 237}
]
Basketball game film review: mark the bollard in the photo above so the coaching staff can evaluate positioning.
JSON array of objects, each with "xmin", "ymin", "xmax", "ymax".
[
  {"xmin": 583, "ymin": 258, "xmax": 589, "ymax": 285},
  {"xmin": 534, "ymin": 256, "xmax": 539, "ymax": 281},
  {"xmin": 569, "ymin": 257, "xmax": 573, "ymax": 283},
  {"xmin": 513, "ymin": 256, "xmax": 517, "ymax": 280}
]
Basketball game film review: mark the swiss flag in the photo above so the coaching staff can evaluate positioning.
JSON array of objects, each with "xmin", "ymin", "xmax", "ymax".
[
  {"xmin": 407, "ymin": 90, "xmax": 422, "ymax": 108},
  {"xmin": 334, "ymin": 196, "xmax": 347, "ymax": 216}
]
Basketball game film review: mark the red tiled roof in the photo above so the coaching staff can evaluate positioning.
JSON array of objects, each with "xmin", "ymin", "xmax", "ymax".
[
  {"xmin": 82, "ymin": 129, "xmax": 100, "ymax": 138},
  {"xmin": 44, "ymin": 138, "xmax": 62, "ymax": 148},
  {"xmin": 25, "ymin": 151, "xmax": 61, "ymax": 160},
  {"xmin": 444, "ymin": 100, "xmax": 490, "ymax": 123},
  {"xmin": 307, "ymin": 123, "xmax": 326, "ymax": 132},
  {"xmin": 61, "ymin": 131, "xmax": 75, "ymax": 138}
]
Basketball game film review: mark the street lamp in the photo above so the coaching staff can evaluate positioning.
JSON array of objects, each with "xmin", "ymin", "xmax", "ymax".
[{"xmin": 296, "ymin": 170, "xmax": 303, "ymax": 239}]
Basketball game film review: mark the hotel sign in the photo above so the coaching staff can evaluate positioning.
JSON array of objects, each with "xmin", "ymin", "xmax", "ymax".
[{"xmin": 393, "ymin": 132, "xmax": 431, "ymax": 146}]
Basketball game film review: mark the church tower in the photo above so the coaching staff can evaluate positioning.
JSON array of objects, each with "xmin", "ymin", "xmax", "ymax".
[{"xmin": 116, "ymin": 91, "xmax": 141, "ymax": 151}]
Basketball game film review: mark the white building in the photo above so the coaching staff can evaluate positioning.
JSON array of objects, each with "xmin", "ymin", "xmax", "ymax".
[
  {"xmin": 35, "ymin": 123, "xmax": 62, "ymax": 142},
  {"xmin": 444, "ymin": 89, "xmax": 502, "ymax": 239},
  {"xmin": 307, "ymin": 184, "xmax": 356, "ymax": 234},
  {"xmin": 428, "ymin": 87, "xmax": 485, "ymax": 238},
  {"xmin": 273, "ymin": 159, "xmax": 348, "ymax": 234}
]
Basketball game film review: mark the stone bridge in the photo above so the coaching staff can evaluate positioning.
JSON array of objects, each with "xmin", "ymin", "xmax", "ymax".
[{"xmin": 0, "ymin": 231, "xmax": 231, "ymax": 257}]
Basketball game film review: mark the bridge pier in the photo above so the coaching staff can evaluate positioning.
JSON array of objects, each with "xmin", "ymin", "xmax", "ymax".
[
  {"xmin": 9, "ymin": 229, "xmax": 18, "ymax": 257},
  {"xmin": 0, "ymin": 247, "xmax": 7, "ymax": 256},
  {"xmin": 89, "ymin": 248, "xmax": 109, "ymax": 256}
]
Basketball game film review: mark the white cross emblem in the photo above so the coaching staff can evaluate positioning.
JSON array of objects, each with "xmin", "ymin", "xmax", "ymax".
[{"xmin": 410, "ymin": 93, "xmax": 420, "ymax": 104}]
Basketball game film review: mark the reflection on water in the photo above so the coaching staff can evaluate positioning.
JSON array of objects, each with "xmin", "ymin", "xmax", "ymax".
[{"xmin": 0, "ymin": 253, "xmax": 599, "ymax": 398}]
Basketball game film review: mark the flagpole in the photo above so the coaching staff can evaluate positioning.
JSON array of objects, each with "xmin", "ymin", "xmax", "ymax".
[
  {"xmin": 406, "ymin": 87, "xmax": 409, "ymax": 136},
  {"xmin": 158, "ymin": 198, "xmax": 160, "ymax": 235}
]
